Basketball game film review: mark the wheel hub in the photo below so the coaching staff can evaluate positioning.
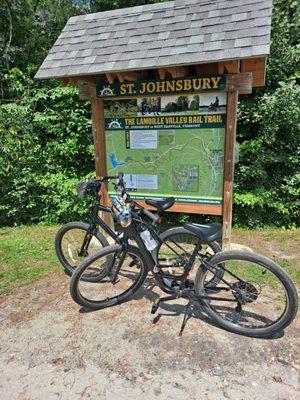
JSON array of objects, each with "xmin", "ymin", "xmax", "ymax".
[{"xmin": 232, "ymin": 281, "xmax": 259, "ymax": 303}]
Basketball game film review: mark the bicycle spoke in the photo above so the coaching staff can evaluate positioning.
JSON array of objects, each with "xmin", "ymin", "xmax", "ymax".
[
  {"xmin": 76, "ymin": 248, "xmax": 144, "ymax": 304},
  {"xmin": 198, "ymin": 258, "xmax": 289, "ymax": 330}
]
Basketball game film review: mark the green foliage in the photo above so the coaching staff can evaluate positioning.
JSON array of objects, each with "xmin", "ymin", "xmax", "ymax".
[
  {"xmin": 234, "ymin": 0, "xmax": 300, "ymax": 228},
  {"xmin": 0, "ymin": 68, "xmax": 94, "ymax": 225},
  {"xmin": 0, "ymin": 0, "xmax": 299, "ymax": 228},
  {"xmin": 235, "ymin": 80, "xmax": 300, "ymax": 228},
  {"xmin": 90, "ymin": 0, "xmax": 164, "ymax": 13}
]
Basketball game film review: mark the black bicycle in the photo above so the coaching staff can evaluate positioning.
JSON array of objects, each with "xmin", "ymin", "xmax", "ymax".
[
  {"xmin": 69, "ymin": 200, "xmax": 298, "ymax": 338},
  {"xmin": 55, "ymin": 173, "xmax": 222, "ymax": 289}
]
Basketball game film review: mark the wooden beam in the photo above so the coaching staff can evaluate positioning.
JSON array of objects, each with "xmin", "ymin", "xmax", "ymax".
[
  {"xmin": 79, "ymin": 76, "xmax": 98, "ymax": 85},
  {"xmin": 59, "ymin": 78, "xmax": 69, "ymax": 87},
  {"xmin": 116, "ymin": 72, "xmax": 125, "ymax": 83},
  {"xmin": 165, "ymin": 66, "xmax": 188, "ymax": 78},
  {"xmin": 68, "ymin": 77, "xmax": 78, "ymax": 86},
  {"xmin": 106, "ymin": 73, "xmax": 116, "ymax": 84},
  {"xmin": 241, "ymin": 57, "xmax": 266, "ymax": 87},
  {"xmin": 91, "ymin": 98, "xmax": 114, "ymax": 228},
  {"xmin": 116, "ymin": 71, "xmax": 141, "ymax": 82},
  {"xmin": 218, "ymin": 60, "xmax": 239, "ymax": 74},
  {"xmin": 158, "ymin": 68, "xmax": 167, "ymax": 79},
  {"xmin": 136, "ymin": 201, "xmax": 222, "ymax": 216},
  {"xmin": 78, "ymin": 82, "xmax": 96, "ymax": 100},
  {"xmin": 123, "ymin": 71, "xmax": 141, "ymax": 81},
  {"xmin": 78, "ymin": 84, "xmax": 91, "ymax": 100},
  {"xmin": 195, "ymin": 63, "xmax": 219, "ymax": 74},
  {"xmin": 225, "ymin": 73, "xmax": 253, "ymax": 94},
  {"xmin": 222, "ymin": 90, "xmax": 238, "ymax": 249}
]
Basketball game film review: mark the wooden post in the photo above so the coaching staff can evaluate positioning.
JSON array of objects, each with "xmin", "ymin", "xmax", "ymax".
[
  {"xmin": 222, "ymin": 90, "xmax": 238, "ymax": 249},
  {"xmin": 91, "ymin": 98, "xmax": 114, "ymax": 229}
]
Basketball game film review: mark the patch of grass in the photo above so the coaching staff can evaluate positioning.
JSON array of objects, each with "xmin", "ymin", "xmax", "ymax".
[
  {"xmin": 223, "ymin": 261, "xmax": 283, "ymax": 289},
  {"xmin": 0, "ymin": 225, "xmax": 63, "ymax": 295},
  {"xmin": 272, "ymin": 257, "xmax": 300, "ymax": 284}
]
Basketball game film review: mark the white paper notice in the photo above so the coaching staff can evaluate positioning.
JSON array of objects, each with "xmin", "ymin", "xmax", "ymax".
[
  {"xmin": 130, "ymin": 130, "xmax": 158, "ymax": 149},
  {"xmin": 124, "ymin": 174, "xmax": 158, "ymax": 190}
]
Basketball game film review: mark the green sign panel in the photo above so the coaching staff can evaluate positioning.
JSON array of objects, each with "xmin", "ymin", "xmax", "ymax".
[
  {"xmin": 104, "ymin": 89, "xmax": 227, "ymax": 206},
  {"xmin": 105, "ymin": 114, "xmax": 226, "ymax": 130},
  {"xmin": 98, "ymin": 75, "xmax": 226, "ymax": 98}
]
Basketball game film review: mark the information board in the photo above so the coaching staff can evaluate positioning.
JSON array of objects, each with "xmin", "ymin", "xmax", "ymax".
[{"xmin": 104, "ymin": 83, "xmax": 227, "ymax": 206}]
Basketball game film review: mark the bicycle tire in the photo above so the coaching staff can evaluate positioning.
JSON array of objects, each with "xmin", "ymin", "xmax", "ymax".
[
  {"xmin": 55, "ymin": 221, "xmax": 109, "ymax": 277},
  {"xmin": 155, "ymin": 227, "xmax": 222, "ymax": 292},
  {"xmin": 70, "ymin": 244, "xmax": 148, "ymax": 310},
  {"xmin": 195, "ymin": 250, "xmax": 298, "ymax": 338}
]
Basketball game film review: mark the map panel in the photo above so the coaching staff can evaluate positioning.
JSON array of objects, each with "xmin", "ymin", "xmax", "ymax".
[{"xmin": 104, "ymin": 93, "xmax": 226, "ymax": 205}]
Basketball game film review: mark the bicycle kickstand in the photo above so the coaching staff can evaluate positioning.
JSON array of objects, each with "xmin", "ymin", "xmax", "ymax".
[{"xmin": 179, "ymin": 299, "xmax": 195, "ymax": 337}]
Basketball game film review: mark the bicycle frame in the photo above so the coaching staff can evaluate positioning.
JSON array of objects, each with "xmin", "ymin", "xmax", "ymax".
[
  {"xmin": 78, "ymin": 199, "xmax": 119, "ymax": 257},
  {"xmin": 124, "ymin": 222, "xmax": 202, "ymax": 295},
  {"xmin": 123, "ymin": 221, "xmax": 240, "ymax": 304},
  {"xmin": 79, "ymin": 196, "xmax": 179, "ymax": 260},
  {"xmin": 78, "ymin": 193, "xmax": 216, "ymax": 297}
]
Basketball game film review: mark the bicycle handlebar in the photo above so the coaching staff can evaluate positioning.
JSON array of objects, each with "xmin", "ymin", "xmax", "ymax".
[{"xmin": 78, "ymin": 172, "xmax": 161, "ymax": 224}]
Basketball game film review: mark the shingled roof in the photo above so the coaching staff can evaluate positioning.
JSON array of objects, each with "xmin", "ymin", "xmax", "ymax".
[{"xmin": 35, "ymin": 0, "xmax": 273, "ymax": 79}]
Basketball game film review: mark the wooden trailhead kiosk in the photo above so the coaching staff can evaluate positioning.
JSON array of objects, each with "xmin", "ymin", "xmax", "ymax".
[{"xmin": 36, "ymin": 0, "xmax": 273, "ymax": 248}]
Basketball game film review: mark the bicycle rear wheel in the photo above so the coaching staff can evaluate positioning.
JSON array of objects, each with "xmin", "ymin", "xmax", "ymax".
[
  {"xmin": 156, "ymin": 227, "xmax": 222, "ymax": 291},
  {"xmin": 70, "ymin": 245, "xmax": 148, "ymax": 310},
  {"xmin": 195, "ymin": 251, "xmax": 298, "ymax": 338}
]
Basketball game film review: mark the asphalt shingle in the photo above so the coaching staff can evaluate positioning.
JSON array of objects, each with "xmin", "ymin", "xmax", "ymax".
[{"xmin": 35, "ymin": 0, "xmax": 272, "ymax": 79}]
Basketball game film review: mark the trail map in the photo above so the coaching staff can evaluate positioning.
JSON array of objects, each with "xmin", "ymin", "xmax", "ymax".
[{"xmin": 104, "ymin": 93, "xmax": 226, "ymax": 205}]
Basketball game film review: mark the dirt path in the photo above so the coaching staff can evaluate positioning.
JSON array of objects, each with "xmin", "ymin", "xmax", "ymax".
[{"xmin": 0, "ymin": 274, "xmax": 299, "ymax": 400}]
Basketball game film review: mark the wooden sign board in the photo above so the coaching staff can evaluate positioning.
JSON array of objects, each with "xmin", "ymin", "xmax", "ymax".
[
  {"xmin": 91, "ymin": 73, "xmax": 252, "ymax": 246},
  {"xmin": 97, "ymin": 75, "xmax": 232, "ymax": 216}
]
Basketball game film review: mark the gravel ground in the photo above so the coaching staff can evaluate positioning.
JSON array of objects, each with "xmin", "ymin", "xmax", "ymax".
[{"xmin": 0, "ymin": 274, "xmax": 299, "ymax": 400}]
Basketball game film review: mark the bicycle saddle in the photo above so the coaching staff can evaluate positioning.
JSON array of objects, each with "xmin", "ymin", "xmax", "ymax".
[
  {"xmin": 184, "ymin": 223, "xmax": 222, "ymax": 244},
  {"xmin": 145, "ymin": 197, "xmax": 175, "ymax": 212}
]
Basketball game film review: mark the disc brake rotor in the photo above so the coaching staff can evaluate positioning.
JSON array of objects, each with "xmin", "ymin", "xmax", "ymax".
[{"xmin": 232, "ymin": 281, "xmax": 260, "ymax": 303}]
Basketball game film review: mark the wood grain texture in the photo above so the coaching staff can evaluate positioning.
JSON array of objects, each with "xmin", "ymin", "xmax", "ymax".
[
  {"xmin": 222, "ymin": 90, "xmax": 238, "ymax": 249},
  {"xmin": 241, "ymin": 57, "xmax": 266, "ymax": 87},
  {"xmin": 225, "ymin": 73, "xmax": 253, "ymax": 94},
  {"xmin": 91, "ymin": 98, "xmax": 114, "ymax": 228},
  {"xmin": 218, "ymin": 60, "xmax": 239, "ymax": 74},
  {"xmin": 136, "ymin": 201, "xmax": 222, "ymax": 216}
]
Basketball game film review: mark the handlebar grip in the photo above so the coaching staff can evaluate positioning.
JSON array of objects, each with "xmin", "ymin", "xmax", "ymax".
[{"xmin": 142, "ymin": 208, "xmax": 160, "ymax": 223}]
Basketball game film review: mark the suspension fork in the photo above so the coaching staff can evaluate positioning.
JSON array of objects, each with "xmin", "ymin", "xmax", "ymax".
[
  {"xmin": 78, "ymin": 224, "xmax": 97, "ymax": 257},
  {"xmin": 109, "ymin": 223, "xmax": 154, "ymax": 284},
  {"xmin": 109, "ymin": 247, "xmax": 127, "ymax": 284},
  {"xmin": 78, "ymin": 200, "xmax": 104, "ymax": 257}
]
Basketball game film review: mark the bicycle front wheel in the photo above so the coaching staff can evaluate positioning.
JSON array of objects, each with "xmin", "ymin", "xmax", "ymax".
[
  {"xmin": 55, "ymin": 221, "xmax": 109, "ymax": 277},
  {"xmin": 195, "ymin": 251, "xmax": 298, "ymax": 338},
  {"xmin": 70, "ymin": 245, "xmax": 148, "ymax": 310}
]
